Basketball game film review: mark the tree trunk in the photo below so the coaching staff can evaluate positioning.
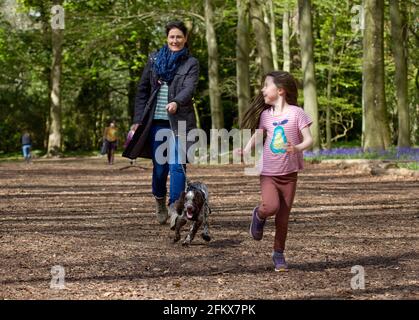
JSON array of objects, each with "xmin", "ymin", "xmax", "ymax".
[
  {"xmin": 128, "ymin": 35, "xmax": 150, "ymax": 122},
  {"xmin": 193, "ymin": 101, "xmax": 201, "ymax": 130},
  {"xmin": 282, "ymin": 10, "xmax": 291, "ymax": 72},
  {"xmin": 249, "ymin": 0, "xmax": 274, "ymax": 75},
  {"xmin": 326, "ymin": 14, "xmax": 336, "ymax": 150},
  {"xmin": 362, "ymin": 0, "xmax": 391, "ymax": 150},
  {"xmin": 185, "ymin": 20, "xmax": 200, "ymax": 130},
  {"xmin": 47, "ymin": 1, "xmax": 64, "ymax": 156},
  {"xmin": 298, "ymin": 0, "xmax": 320, "ymax": 150},
  {"xmin": 390, "ymin": 0, "xmax": 410, "ymax": 147},
  {"xmin": 236, "ymin": 0, "xmax": 251, "ymax": 126},
  {"xmin": 267, "ymin": 0, "xmax": 278, "ymax": 70},
  {"xmin": 128, "ymin": 68, "xmax": 137, "ymax": 121},
  {"xmin": 184, "ymin": 20, "xmax": 195, "ymax": 55},
  {"xmin": 205, "ymin": 0, "xmax": 223, "ymax": 129}
]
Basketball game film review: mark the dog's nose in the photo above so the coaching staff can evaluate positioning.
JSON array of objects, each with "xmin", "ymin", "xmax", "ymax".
[{"xmin": 186, "ymin": 204, "xmax": 193, "ymax": 210}]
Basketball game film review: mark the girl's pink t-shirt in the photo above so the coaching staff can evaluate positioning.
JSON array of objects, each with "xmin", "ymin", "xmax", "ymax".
[{"xmin": 258, "ymin": 105, "xmax": 312, "ymax": 176}]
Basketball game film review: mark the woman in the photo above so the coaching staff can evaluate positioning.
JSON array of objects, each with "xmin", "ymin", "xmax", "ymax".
[
  {"xmin": 123, "ymin": 21, "xmax": 199, "ymax": 226},
  {"xmin": 103, "ymin": 120, "xmax": 118, "ymax": 165}
]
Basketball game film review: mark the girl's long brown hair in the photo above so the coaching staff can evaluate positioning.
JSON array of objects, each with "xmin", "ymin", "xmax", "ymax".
[{"xmin": 241, "ymin": 71, "xmax": 299, "ymax": 131}]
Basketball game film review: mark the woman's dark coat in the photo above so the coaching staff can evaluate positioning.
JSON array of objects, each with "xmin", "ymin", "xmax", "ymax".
[{"xmin": 123, "ymin": 52, "xmax": 199, "ymax": 160}]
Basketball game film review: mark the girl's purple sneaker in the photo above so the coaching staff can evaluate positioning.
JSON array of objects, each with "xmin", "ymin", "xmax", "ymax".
[
  {"xmin": 249, "ymin": 206, "xmax": 265, "ymax": 240},
  {"xmin": 273, "ymin": 251, "xmax": 288, "ymax": 272}
]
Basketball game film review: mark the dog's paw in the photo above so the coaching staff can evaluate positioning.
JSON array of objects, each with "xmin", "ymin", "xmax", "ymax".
[
  {"xmin": 201, "ymin": 233, "xmax": 211, "ymax": 242},
  {"xmin": 173, "ymin": 234, "xmax": 181, "ymax": 243},
  {"xmin": 182, "ymin": 237, "xmax": 191, "ymax": 246}
]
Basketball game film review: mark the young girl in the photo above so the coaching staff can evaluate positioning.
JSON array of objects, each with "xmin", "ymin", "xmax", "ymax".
[{"xmin": 239, "ymin": 71, "xmax": 313, "ymax": 272}]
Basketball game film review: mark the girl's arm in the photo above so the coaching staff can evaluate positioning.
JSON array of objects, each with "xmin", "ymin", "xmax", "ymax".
[
  {"xmin": 287, "ymin": 126, "xmax": 313, "ymax": 153},
  {"xmin": 234, "ymin": 129, "xmax": 264, "ymax": 156}
]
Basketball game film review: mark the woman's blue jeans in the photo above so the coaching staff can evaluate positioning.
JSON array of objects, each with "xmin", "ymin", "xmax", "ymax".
[
  {"xmin": 22, "ymin": 144, "xmax": 31, "ymax": 159},
  {"xmin": 150, "ymin": 124, "xmax": 186, "ymax": 205}
]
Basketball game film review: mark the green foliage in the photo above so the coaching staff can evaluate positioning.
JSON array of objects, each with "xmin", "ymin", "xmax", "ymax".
[
  {"xmin": 0, "ymin": 0, "xmax": 417, "ymax": 154},
  {"xmin": 311, "ymin": 0, "xmax": 364, "ymax": 144},
  {"xmin": 398, "ymin": 162, "xmax": 419, "ymax": 171},
  {"xmin": 0, "ymin": 11, "xmax": 49, "ymax": 152}
]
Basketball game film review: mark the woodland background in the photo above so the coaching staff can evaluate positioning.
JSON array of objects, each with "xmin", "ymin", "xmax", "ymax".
[{"xmin": 0, "ymin": 0, "xmax": 417, "ymax": 155}]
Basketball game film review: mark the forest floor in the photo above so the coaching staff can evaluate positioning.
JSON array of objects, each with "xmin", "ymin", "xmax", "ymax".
[{"xmin": 0, "ymin": 156, "xmax": 418, "ymax": 300}]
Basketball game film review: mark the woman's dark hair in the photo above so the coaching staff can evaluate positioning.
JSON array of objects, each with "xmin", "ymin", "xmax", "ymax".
[
  {"xmin": 241, "ymin": 71, "xmax": 299, "ymax": 131},
  {"xmin": 165, "ymin": 21, "xmax": 188, "ymax": 37}
]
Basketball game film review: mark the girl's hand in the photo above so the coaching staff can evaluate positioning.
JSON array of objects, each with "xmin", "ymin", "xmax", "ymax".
[
  {"xmin": 166, "ymin": 102, "xmax": 178, "ymax": 114},
  {"xmin": 286, "ymin": 142, "xmax": 299, "ymax": 154},
  {"xmin": 233, "ymin": 148, "xmax": 249, "ymax": 162}
]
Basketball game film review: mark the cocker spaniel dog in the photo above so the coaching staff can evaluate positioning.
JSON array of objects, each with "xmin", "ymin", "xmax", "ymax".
[{"xmin": 172, "ymin": 182, "xmax": 212, "ymax": 246}]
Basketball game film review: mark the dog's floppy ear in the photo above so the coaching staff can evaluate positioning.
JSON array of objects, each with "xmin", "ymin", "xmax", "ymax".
[
  {"xmin": 194, "ymin": 190, "xmax": 205, "ymax": 209},
  {"xmin": 174, "ymin": 191, "xmax": 186, "ymax": 214}
]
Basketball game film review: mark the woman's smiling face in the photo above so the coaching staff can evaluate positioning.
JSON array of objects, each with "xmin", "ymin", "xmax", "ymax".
[{"xmin": 167, "ymin": 28, "xmax": 187, "ymax": 52}]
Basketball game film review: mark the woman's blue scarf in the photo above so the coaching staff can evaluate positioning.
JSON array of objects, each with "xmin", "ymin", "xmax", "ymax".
[{"xmin": 153, "ymin": 44, "xmax": 188, "ymax": 83}]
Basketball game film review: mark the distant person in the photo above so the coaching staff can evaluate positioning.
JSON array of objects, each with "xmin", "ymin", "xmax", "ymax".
[
  {"xmin": 236, "ymin": 71, "xmax": 313, "ymax": 272},
  {"xmin": 103, "ymin": 121, "xmax": 118, "ymax": 165},
  {"xmin": 21, "ymin": 132, "xmax": 32, "ymax": 163}
]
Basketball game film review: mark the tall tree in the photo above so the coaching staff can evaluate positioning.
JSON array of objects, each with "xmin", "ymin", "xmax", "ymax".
[
  {"xmin": 390, "ymin": 0, "xmax": 410, "ymax": 147},
  {"xmin": 205, "ymin": 0, "xmax": 223, "ymax": 129},
  {"xmin": 47, "ymin": 0, "xmax": 64, "ymax": 156},
  {"xmin": 325, "ymin": 14, "xmax": 336, "ymax": 149},
  {"xmin": 362, "ymin": 0, "xmax": 391, "ymax": 150},
  {"xmin": 236, "ymin": 0, "xmax": 251, "ymax": 125},
  {"xmin": 249, "ymin": 0, "xmax": 273, "ymax": 75},
  {"xmin": 282, "ymin": 9, "xmax": 291, "ymax": 72},
  {"xmin": 267, "ymin": 0, "xmax": 278, "ymax": 70},
  {"xmin": 298, "ymin": 0, "xmax": 320, "ymax": 150}
]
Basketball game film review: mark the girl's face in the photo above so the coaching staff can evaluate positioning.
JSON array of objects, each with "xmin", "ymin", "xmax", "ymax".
[
  {"xmin": 167, "ymin": 28, "xmax": 187, "ymax": 52},
  {"xmin": 262, "ymin": 76, "xmax": 284, "ymax": 105}
]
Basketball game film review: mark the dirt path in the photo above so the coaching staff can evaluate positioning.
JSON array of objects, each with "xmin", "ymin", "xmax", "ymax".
[{"xmin": 0, "ymin": 156, "xmax": 418, "ymax": 300}]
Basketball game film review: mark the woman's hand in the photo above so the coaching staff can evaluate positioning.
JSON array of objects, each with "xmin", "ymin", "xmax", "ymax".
[{"xmin": 166, "ymin": 102, "xmax": 178, "ymax": 114}]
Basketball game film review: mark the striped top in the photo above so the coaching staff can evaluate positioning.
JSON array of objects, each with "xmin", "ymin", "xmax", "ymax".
[
  {"xmin": 154, "ymin": 82, "xmax": 169, "ymax": 120},
  {"xmin": 258, "ymin": 105, "xmax": 312, "ymax": 176}
]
